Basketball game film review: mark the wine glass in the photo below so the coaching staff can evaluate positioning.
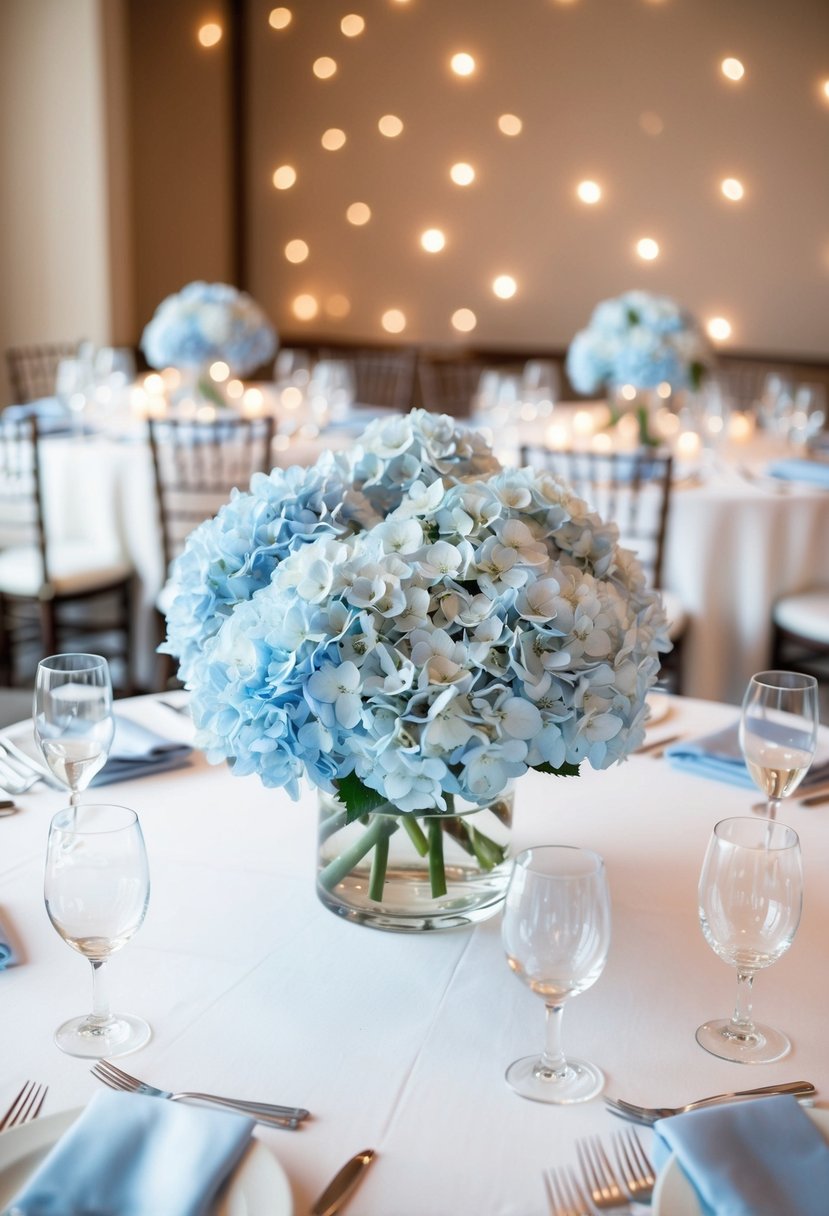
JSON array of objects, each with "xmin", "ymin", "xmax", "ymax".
[
  {"xmin": 739, "ymin": 671, "xmax": 819, "ymax": 820},
  {"xmin": 34, "ymin": 654, "xmax": 115, "ymax": 806},
  {"xmin": 696, "ymin": 816, "xmax": 802, "ymax": 1064},
  {"xmin": 501, "ymin": 845, "xmax": 611, "ymax": 1104},
  {"xmin": 45, "ymin": 802, "xmax": 151, "ymax": 1057}
]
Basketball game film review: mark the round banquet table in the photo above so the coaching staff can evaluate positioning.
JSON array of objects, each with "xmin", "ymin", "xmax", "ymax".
[{"xmin": 1, "ymin": 691, "xmax": 828, "ymax": 1215}]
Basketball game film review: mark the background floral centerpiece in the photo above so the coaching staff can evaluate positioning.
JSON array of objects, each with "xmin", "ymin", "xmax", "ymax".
[
  {"xmin": 566, "ymin": 290, "xmax": 711, "ymax": 445},
  {"xmin": 162, "ymin": 411, "xmax": 671, "ymax": 928},
  {"xmin": 140, "ymin": 281, "xmax": 277, "ymax": 405}
]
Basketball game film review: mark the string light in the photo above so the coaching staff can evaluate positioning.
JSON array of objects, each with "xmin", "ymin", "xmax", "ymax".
[
  {"xmin": 378, "ymin": 114, "xmax": 404, "ymax": 137},
  {"xmin": 577, "ymin": 180, "xmax": 602, "ymax": 204},
  {"xmin": 498, "ymin": 114, "xmax": 522, "ymax": 136},
  {"xmin": 706, "ymin": 316, "xmax": 732, "ymax": 341},
  {"xmin": 340, "ymin": 14, "xmax": 365, "ymax": 36},
  {"xmin": 268, "ymin": 7, "xmax": 291, "ymax": 29},
  {"xmin": 721, "ymin": 57, "xmax": 745, "ymax": 81},
  {"xmin": 285, "ymin": 239, "xmax": 309, "ymax": 263},
  {"xmin": 450, "ymin": 162, "xmax": 475, "ymax": 185},
  {"xmin": 720, "ymin": 177, "xmax": 744, "ymax": 201},
  {"xmin": 450, "ymin": 52, "xmax": 476, "ymax": 78},
  {"xmin": 197, "ymin": 22, "xmax": 222, "ymax": 47},
  {"xmin": 451, "ymin": 309, "xmax": 477, "ymax": 332},
  {"xmin": 313, "ymin": 56, "xmax": 337, "ymax": 79},
  {"xmin": 292, "ymin": 294, "xmax": 319, "ymax": 320},
  {"xmin": 321, "ymin": 128, "xmax": 346, "ymax": 150},
  {"xmin": 272, "ymin": 165, "xmax": 296, "ymax": 189},
  {"xmin": 492, "ymin": 275, "xmax": 517, "ymax": 299},
  {"xmin": 636, "ymin": 237, "xmax": 660, "ymax": 260},
  {"xmin": 420, "ymin": 228, "xmax": 446, "ymax": 253},
  {"xmin": 346, "ymin": 202, "xmax": 371, "ymax": 225},
  {"xmin": 381, "ymin": 309, "xmax": 407, "ymax": 333}
]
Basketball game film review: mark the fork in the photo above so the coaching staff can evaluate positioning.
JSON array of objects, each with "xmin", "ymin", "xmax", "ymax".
[
  {"xmin": 613, "ymin": 1128, "xmax": 655, "ymax": 1203},
  {"xmin": 0, "ymin": 760, "xmax": 41, "ymax": 796},
  {"xmin": 543, "ymin": 1165, "xmax": 591, "ymax": 1216},
  {"xmin": 604, "ymin": 1079, "xmax": 816, "ymax": 1125},
  {"xmin": 90, "ymin": 1059, "xmax": 309, "ymax": 1129},
  {"xmin": 1, "ymin": 1081, "xmax": 48, "ymax": 1132},
  {"xmin": 576, "ymin": 1136, "xmax": 628, "ymax": 1210}
]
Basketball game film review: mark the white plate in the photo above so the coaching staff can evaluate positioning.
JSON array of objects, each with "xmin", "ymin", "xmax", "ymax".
[
  {"xmin": 0, "ymin": 1108, "xmax": 293, "ymax": 1215},
  {"xmin": 646, "ymin": 692, "xmax": 672, "ymax": 725},
  {"xmin": 653, "ymin": 1104, "xmax": 829, "ymax": 1214}
]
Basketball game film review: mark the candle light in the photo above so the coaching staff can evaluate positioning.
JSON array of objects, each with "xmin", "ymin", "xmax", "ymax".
[
  {"xmin": 545, "ymin": 422, "xmax": 570, "ymax": 450},
  {"xmin": 728, "ymin": 411, "xmax": 754, "ymax": 442},
  {"xmin": 676, "ymin": 430, "xmax": 702, "ymax": 461}
]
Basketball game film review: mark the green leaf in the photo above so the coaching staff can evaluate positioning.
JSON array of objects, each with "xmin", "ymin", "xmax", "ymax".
[
  {"xmin": 333, "ymin": 773, "xmax": 388, "ymax": 823},
  {"xmin": 533, "ymin": 761, "xmax": 581, "ymax": 778}
]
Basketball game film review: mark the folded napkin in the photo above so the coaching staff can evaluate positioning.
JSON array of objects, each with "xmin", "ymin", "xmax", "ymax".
[
  {"xmin": 766, "ymin": 457, "xmax": 829, "ymax": 487},
  {"xmin": 654, "ymin": 1095, "xmax": 829, "ymax": 1216},
  {"xmin": 0, "ymin": 912, "xmax": 18, "ymax": 969},
  {"xmin": 91, "ymin": 714, "xmax": 193, "ymax": 786},
  {"xmin": 3, "ymin": 397, "xmax": 73, "ymax": 435},
  {"xmin": 665, "ymin": 722, "xmax": 829, "ymax": 790},
  {"xmin": 7, "ymin": 1089, "xmax": 254, "ymax": 1216}
]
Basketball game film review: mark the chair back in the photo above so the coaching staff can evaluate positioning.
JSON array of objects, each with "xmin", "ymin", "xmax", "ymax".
[
  {"xmin": 6, "ymin": 342, "xmax": 81, "ymax": 404},
  {"xmin": 321, "ymin": 346, "xmax": 417, "ymax": 410},
  {"xmin": 0, "ymin": 415, "xmax": 49, "ymax": 583},
  {"xmin": 417, "ymin": 356, "xmax": 485, "ymax": 417},
  {"xmin": 521, "ymin": 446, "xmax": 674, "ymax": 589},
  {"xmin": 148, "ymin": 415, "xmax": 275, "ymax": 572}
]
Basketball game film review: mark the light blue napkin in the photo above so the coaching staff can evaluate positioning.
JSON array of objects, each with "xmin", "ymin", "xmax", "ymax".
[
  {"xmin": 7, "ymin": 1090, "xmax": 254, "ymax": 1216},
  {"xmin": 665, "ymin": 722, "xmax": 829, "ymax": 789},
  {"xmin": 91, "ymin": 715, "xmax": 193, "ymax": 786},
  {"xmin": 766, "ymin": 457, "xmax": 829, "ymax": 487},
  {"xmin": 654, "ymin": 1095, "xmax": 829, "ymax": 1215},
  {"xmin": 3, "ymin": 397, "xmax": 73, "ymax": 435},
  {"xmin": 0, "ymin": 913, "xmax": 18, "ymax": 969}
]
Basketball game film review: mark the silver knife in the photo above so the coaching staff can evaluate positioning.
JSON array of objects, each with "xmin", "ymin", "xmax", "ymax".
[{"xmin": 310, "ymin": 1149, "xmax": 376, "ymax": 1216}]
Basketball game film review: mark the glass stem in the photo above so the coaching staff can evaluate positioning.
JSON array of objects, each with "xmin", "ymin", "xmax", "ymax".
[
  {"xmin": 89, "ymin": 959, "xmax": 113, "ymax": 1027},
  {"xmin": 766, "ymin": 797, "xmax": 780, "ymax": 821},
  {"xmin": 730, "ymin": 968, "xmax": 756, "ymax": 1037},
  {"xmin": 540, "ymin": 1002, "xmax": 568, "ymax": 1078}
]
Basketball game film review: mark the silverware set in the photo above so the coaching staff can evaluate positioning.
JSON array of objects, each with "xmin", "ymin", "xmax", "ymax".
[
  {"xmin": 545, "ymin": 1129, "xmax": 655, "ymax": 1215},
  {"xmin": 604, "ymin": 1078, "xmax": 816, "ymax": 1126}
]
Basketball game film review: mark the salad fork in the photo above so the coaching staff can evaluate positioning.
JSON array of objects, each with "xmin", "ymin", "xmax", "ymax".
[
  {"xmin": 604, "ymin": 1079, "xmax": 816, "ymax": 1125},
  {"xmin": 90, "ymin": 1059, "xmax": 309, "ymax": 1129},
  {"xmin": 576, "ymin": 1136, "xmax": 627, "ymax": 1210},
  {"xmin": 1, "ymin": 1081, "xmax": 48, "ymax": 1132},
  {"xmin": 613, "ymin": 1128, "xmax": 655, "ymax": 1203},
  {"xmin": 0, "ymin": 760, "xmax": 40, "ymax": 796},
  {"xmin": 543, "ymin": 1166, "xmax": 591, "ymax": 1216}
]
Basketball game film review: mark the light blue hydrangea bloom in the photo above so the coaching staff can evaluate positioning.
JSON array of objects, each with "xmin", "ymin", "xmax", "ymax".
[
  {"xmin": 162, "ymin": 410, "xmax": 671, "ymax": 813},
  {"xmin": 141, "ymin": 281, "xmax": 277, "ymax": 376},
  {"xmin": 566, "ymin": 289, "xmax": 709, "ymax": 393}
]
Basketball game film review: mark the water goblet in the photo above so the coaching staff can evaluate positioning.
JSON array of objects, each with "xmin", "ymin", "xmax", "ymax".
[
  {"xmin": 34, "ymin": 654, "xmax": 115, "ymax": 807},
  {"xmin": 696, "ymin": 816, "xmax": 802, "ymax": 1064},
  {"xmin": 45, "ymin": 802, "xmax": 151, "ymax": 1057},
  {"xmin": 739, "ymin": 671, "xmax": 819, "ymax": 820},
  {"xmin": 501, "ymin": 845, "xmax": 611, "ymax": 1104}
]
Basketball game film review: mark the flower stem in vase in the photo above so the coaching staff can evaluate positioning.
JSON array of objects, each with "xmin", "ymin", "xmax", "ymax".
[
  {"xmin": 318, "ymin": 815, "xmax": 399, "ymax": 893},
  {"xmin": 369, "ymin": 831, "xmax": 391, "ymax": 902},
  {"xmin": 428, "ymin": 820, "xmax": 448, "ymax": 898},
  {"xmin": 401, "ymin": 816, "xmax": 429, "ymax": 856}
]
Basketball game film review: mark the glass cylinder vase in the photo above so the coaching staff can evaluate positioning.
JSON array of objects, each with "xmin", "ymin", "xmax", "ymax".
[{"xmin": 316, "ymin": 785, "xmax": 514, "ymax": 932}]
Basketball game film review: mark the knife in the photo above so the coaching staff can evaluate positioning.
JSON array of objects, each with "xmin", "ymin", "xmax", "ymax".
[
  {"xmin": 310, "ymin": 1149, "xmax": 376, "ymax": 1216},
  {"xmin": 636, "ymin": 732, "xmax": 682, "ymax": 756}
]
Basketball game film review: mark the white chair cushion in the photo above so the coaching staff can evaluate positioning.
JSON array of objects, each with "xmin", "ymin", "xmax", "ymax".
[
  {"xmin": 773, "ymin": 590, "xmax": 829, "ymax": 644},
  {"xmin": 658, "ymin": 588, "xmax": 687, "ymax": 641},
  {"xmin": 0, "ymin": 544, "xmax": 131, "ymax": 598}
]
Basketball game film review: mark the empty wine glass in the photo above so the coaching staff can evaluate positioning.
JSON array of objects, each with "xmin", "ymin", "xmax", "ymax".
[
  {"xmin": 696, "ymin": 816, "xmax": 802, "ymax": 1064},
  {"xmin": 45, "ymin": 802, "xmax": 151, "ymax": 1057},
  {"xmin": 501, "ymin": 845, "xmax": 611, "ymax": 1104},
  {"xmin": 34, "ymin": 654, "xmax": 115, "ymax": 806},
  {"xmin": 739, "ymin": 671, "xmax": 819, "ymax": 820}
]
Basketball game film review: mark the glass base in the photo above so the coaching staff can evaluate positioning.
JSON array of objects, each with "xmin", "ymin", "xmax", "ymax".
[
  {"xmin": 54, "ymin": 1012, "xmax": 152, "ymax": 1059},
  {"xmin": 695, "ymin": 1018, "xmax": 790, "ymax": 1064},
  {"xmin": 505, "ymin": 1054, "xmax": 605, "ymax": 1104}
]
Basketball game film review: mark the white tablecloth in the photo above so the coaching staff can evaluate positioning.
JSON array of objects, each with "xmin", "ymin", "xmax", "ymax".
[
  {"xmin": 1, "ymin": 692, "xmax": 828, "ymax": 1214},
  {"xmin": 23, "ymin": 425, "xmax": 829, "ymax": 700}
]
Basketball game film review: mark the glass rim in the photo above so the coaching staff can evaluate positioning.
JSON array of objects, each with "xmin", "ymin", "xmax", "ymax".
[
  {"xmin": 38, "ymin": 653, "xmax": 109, "ymax": 673},
  {"xmin": 712, "ymin": 815, "xmax": 800, "ymax": 851},
  {"xmin": 749, "ymin": 670, "xmax": 818, "ymax": 692},
  {"xmin": 514, "ymin": 844, "xmax": 605, "ymax": 877},
  {"xmin": 49, "ymin": 804, "xmax": 139, "ymax": 836}
]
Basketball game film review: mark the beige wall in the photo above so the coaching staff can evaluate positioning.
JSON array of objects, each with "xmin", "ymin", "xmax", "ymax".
[
  {"xmin": 0, "ymin": 0, "xmax": 119, "ymax": 404},
  {"xmin": 246, "ymin": 0, "xmax": 829, "ymax": 358}
]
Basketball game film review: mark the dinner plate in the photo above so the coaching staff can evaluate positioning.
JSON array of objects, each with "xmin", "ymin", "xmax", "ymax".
[
  {"xmin": 646, "ymin": 691, "xmax": 672, "ymax": 725},
  {"xmin": 0, "ymin": 1108, "xmax": 293, "ymax": 1215},
  {"xmin": 653, "ymin": 1104, "xmax": 829, "ymax": 1214}
]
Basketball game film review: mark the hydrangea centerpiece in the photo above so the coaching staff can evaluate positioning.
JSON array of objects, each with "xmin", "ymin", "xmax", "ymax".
[
  {"xmin": 141, "ymin": 281, "xmax": 277, "ymax": 404},
  {"xmin": 567, "ymin": 290, "xmax": 710, "ymax": 445},
  {"xmin": 162, "ymin": 411, "xmax": 670, "ymax": 908}
]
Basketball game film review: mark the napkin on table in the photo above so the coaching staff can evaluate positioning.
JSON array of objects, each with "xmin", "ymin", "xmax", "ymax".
[
  {"xmin": 654, "ymin": 1094, "xmax": 829, "ymax": 1216},
  {"xmin": 7, "ymin": 1089, "xmax": 254, "ymax": 1216},
  {"xmin": 0, "ymin": 911, "xmax": 19, "ymax": 969},
  {"xmin": 766, "ymin": 457, "xmax": 829, "ymax": 488},
  {"xmin": 665, "ymin": 722, "xmax": 829, "ymax": 790},
  {"xmin": 90, "ymin": 714, "xmax": 193, "ymax": 786}
]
